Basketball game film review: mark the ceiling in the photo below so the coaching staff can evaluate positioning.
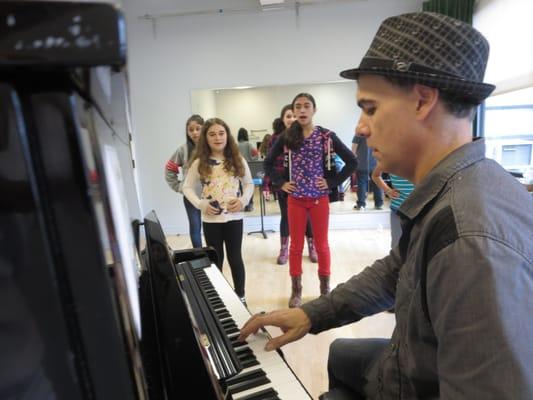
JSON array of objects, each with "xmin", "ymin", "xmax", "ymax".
[{"xmin": 129, "ymin": 0, "xmax": 369, "ymax": 20}]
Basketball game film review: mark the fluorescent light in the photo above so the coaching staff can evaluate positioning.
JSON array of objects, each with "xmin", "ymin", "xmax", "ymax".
[{"xmin": 260, "ymin": 0, "xmax": 285, "ymax": 5}]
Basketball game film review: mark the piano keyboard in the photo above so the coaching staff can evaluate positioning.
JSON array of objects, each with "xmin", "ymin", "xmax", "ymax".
[{"xmin": 198, "ymin": 264, "xmax": 312, "ymax": 400}]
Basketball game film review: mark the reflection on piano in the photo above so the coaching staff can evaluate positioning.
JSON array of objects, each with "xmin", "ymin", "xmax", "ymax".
[{"xmin": 141, "ymin": 212, "xmax": 312, "ymax": 399}]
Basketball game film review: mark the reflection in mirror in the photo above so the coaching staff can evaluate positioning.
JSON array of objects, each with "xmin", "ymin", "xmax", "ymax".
[{"xmin": 190, "ymin": 81, "xmax": 383, "ymax": 216}]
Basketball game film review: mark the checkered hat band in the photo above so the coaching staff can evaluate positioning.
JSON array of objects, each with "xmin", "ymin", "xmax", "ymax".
[{"xmin": 358, "ymin": 57, "xmax": 461, "ymax": 79}]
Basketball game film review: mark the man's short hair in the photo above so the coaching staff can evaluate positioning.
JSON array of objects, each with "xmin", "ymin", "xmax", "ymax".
[{"xmin": 383, "ymin": 76, "xmax": 477, "ymax": 120}]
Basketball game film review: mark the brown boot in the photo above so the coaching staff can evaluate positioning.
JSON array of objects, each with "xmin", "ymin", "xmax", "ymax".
[
  {"xmin": 277, "ymin": 236, "xmax": 289, "ymax": 265},
  {"xmin": 307, "ymin": 236, "xmax": 318, "ymax": 263},
  {"xmin": 289, "ymin": 275, "xmax": 302, "ymax": 308},
  {"xmin": 319, "ymin": 274, "xmax": 330, "ymax": 296}
]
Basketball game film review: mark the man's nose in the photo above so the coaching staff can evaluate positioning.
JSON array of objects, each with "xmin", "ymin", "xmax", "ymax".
[{"xmin": 356, "ymin": 119, "xmax": 370, "ymax": 137}]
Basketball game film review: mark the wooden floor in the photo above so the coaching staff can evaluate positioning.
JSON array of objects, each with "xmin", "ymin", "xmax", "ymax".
[{"xmin": 166, "ymin": 227, "xmax": 396, "ymax": 399}]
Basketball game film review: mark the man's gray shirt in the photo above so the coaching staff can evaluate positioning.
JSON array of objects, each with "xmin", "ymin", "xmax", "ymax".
[{"xmin": 302, "ymin": 139, "xmax": 533, "ymax": 399}]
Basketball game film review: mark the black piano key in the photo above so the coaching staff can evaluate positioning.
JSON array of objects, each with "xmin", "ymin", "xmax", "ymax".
[
  {"xmin": 238, "ymin": 351, "xmax": 256, "ymax": 362},
  {"xmin": 217, "ymin": 311, "xmax": 231, "ymax": 318},
  {"xmin": 223, "ymin": 324, "xmax": 238, "ymax": 333},
  {"xmin": 235, "ymin": 347, "xmax": 253, "ymax": 357},
  {"xmin": 225, "ymin": 327, "xmax": 240, "ymax": 336},
  {"xmin": 216, "ymin": 310, "xmax": 231, "ymax": 317},
  {"xmin": 236, "ymin": 387, "xmax": 279, "ymax": 400},
  {"xmin": 222, "ymin": 320, "xmax": 237, "ymax": 328},
  {"xmin": 240, "ymin": 358, "xmax": 260, "ymax": 369},
  {"xmin": 231, "ymin": 338, "xmax": 247, "ymax": 347},
  {"xmin": 225, "ymin": 326, "xmax": 240, "ymax": 335},
  {"xmin": 227, "ymin": 375, "xmax": 271, "ymax": 395},
  {"xmin": 224, "ymin": 368, "xmax": 266, "ymax": 387}
]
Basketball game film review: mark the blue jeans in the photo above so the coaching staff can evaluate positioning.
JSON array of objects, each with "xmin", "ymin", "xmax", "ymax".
[
  {"xmin": 183, "ymin": 196, "xmax": 202, "ymax": 248},
  {"xmin": 356, "ymin": 170, "xmax": 383, "ymax": 208},
  {"xmin": 324, "ymin": 338, "xmax": 389, "ymax": 399},
  {"xmin": 390, "ymin": 209, "xmax": 402, "ymax": 248}
]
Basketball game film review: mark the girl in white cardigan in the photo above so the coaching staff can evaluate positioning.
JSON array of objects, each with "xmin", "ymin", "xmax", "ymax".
[{"xmin": 183, "ymin": 118, "xmax": 253, "ymax": 304}]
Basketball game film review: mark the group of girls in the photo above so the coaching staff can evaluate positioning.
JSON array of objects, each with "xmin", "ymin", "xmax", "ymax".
[{"xmin": 164, "ymin": 93, "xmax": 356, "ymax": 308}]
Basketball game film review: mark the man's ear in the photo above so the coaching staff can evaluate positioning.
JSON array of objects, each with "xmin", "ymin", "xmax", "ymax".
[{"xmin": 413, "ymin": 84, "xmax": 439, "ymax": 120}]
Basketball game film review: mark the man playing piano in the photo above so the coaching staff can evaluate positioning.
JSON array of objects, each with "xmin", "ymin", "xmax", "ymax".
[{"xmin": 239, "ymin": 11, "xmax": 533, "ymax": 400}]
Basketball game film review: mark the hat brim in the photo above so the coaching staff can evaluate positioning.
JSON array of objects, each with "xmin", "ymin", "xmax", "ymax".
[{"xmin": 340, "ymin": 67, "xmax": 495, "ymax": 105}]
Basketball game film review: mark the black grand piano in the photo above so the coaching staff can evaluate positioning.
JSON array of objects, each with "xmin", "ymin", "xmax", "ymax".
[{"xmin": 0, "ymin": 2, "xmax": 311, "ymax": 399}]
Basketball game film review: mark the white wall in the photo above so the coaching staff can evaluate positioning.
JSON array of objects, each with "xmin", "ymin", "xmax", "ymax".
[
  {"xmin": 123, "ymin": 0, "xmax": 424, "ymax": 233},
  {"xmin": 190, "ymin": 89, "xmax": 217, "ymax": 121},
  {"xmin": 474, "ymin": 0, "xmax": 533, "ymax": 95}
]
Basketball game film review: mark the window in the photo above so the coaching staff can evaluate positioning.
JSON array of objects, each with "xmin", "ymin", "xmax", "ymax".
[{"xmin": 481, "ymin": 86, "xmax": 533, "ymax": 183}]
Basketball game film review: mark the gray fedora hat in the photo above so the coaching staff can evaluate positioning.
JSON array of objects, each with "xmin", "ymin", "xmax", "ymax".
[{"xmin": 340, "ymin": 12, "xmax": 495, "ymax": 104}]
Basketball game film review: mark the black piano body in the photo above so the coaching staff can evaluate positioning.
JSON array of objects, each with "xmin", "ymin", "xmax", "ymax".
[{"xmin": 140, "ymin": 213, "xmax": 239, "ymax": 399}]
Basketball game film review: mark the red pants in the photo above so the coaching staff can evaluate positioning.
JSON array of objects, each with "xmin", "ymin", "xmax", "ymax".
[{"xmin": 287, "ymin": 195, "xmax": 330, "ymax": 277}]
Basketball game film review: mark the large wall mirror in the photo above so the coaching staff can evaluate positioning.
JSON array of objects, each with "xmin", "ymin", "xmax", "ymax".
[
  {"xmin": 191, "ymin": 81, "xmax": 360, "ymax": 151},
  {"xmin": 190, "ymin": 81, "xmax": 367, "ymax": 216}
]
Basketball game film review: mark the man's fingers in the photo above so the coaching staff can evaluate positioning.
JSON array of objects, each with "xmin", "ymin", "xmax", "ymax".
[
  {"xmin": 238, "ymin": 314, "xmax": 266, "ymax": 341},
  {"xmin": 265, "ymin": 333, "xmax": 292, "ymax": 351}
]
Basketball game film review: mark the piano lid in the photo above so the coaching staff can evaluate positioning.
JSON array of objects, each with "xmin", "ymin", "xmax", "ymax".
[{"xmin": 0, "ymin": 1, "xmax": 126, "ymax": 68}]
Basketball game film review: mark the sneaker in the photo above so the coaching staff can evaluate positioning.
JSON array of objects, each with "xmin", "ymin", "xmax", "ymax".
[
  {"xmin": 375, "ymin": 205, "xmax": 384, "ymax": 210},
  {"xmin": 353, "ymin": 205, "xmax": 365, "ymax": 211},
  {"xmin": 239, "ymin": 297, "xmax": 247, "ymax": 307}
]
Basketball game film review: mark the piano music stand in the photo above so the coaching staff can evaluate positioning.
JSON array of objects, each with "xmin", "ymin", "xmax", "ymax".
[{"xmin": 247, "ymin": 160, "xmax": 274, "ymax": 239}]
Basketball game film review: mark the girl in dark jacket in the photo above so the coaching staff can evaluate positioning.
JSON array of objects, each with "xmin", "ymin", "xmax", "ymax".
[
  {"xmin": 264, "ymin": 105, "xmax": 318, "ymax": 265},
  {"xmin": 264, "ymin": 93, "xmax": 356, "ymax": 307}
]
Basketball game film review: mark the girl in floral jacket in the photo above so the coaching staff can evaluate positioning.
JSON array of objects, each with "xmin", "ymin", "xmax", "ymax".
[{"xmin": 183, "ymin": 118, "xmax": 253, "ymax": 304}]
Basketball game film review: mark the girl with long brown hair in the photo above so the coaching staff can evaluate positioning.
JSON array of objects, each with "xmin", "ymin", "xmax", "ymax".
[
  {"xmin": 183, "ymin": 118, "xmax": 254, "ymax": 304},
  {"xmin": 265, "ymin": 94, "xmax": 356, "ymax": 307}
]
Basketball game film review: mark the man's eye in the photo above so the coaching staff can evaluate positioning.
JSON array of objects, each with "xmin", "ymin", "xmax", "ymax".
[{"xmin": 364, "ymin": 107, "xmax": 376, "ymax": 116}]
